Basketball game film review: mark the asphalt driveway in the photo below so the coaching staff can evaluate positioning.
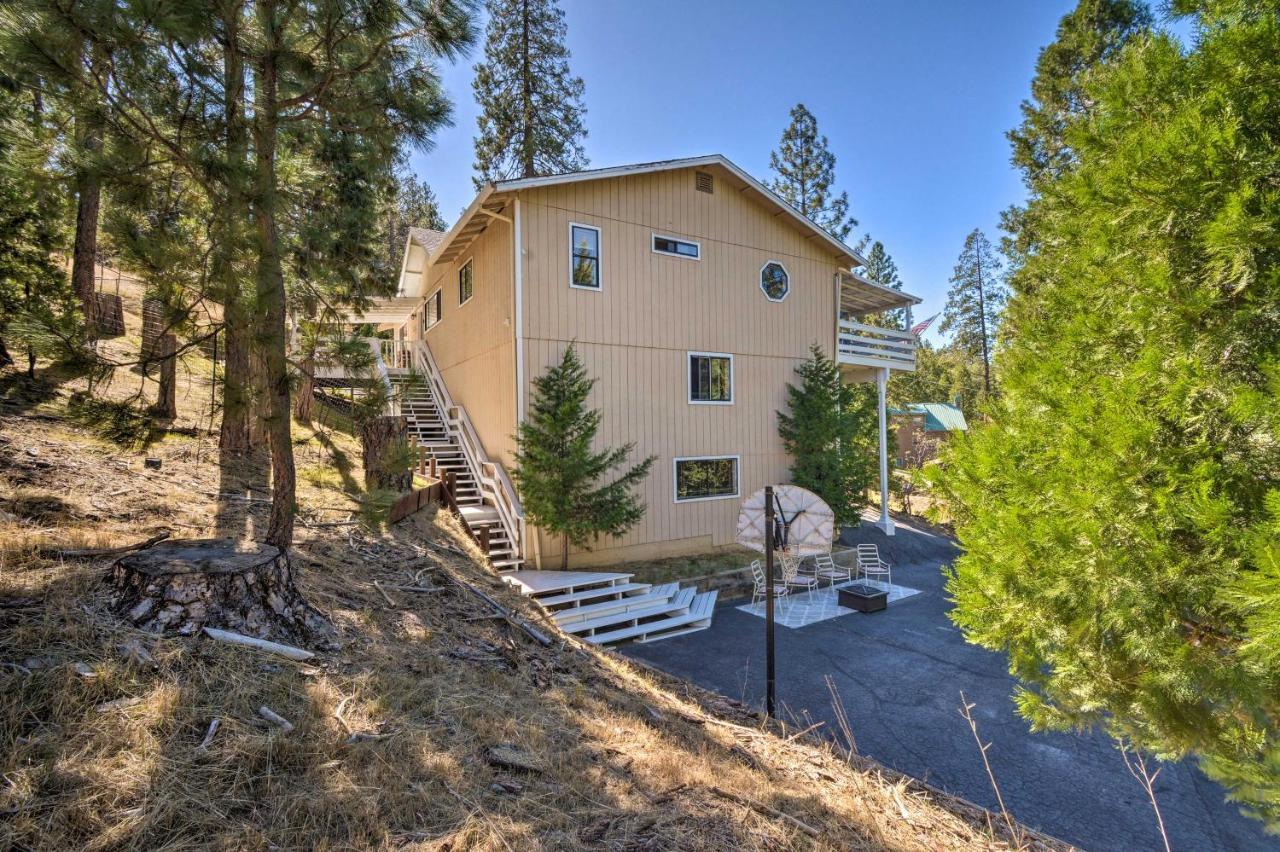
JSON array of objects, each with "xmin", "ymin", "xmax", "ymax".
[{"xmin": 622, "ymin": 519, "xmax": 1273, "ymax": 851}]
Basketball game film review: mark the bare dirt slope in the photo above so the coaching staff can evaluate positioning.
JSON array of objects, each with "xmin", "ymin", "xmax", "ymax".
[{"xmin": 0, "ymin": 357, "xmax": 1062, "ymax": 850}]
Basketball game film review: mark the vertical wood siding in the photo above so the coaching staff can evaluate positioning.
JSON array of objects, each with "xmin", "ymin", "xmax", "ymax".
[
  {"xmin": 518, "ymin": 166, "xmax": 844, "ymax": 566},
  {"xmin": 420, "ymin": 217, "xmax": 517, "ymax": 467}
]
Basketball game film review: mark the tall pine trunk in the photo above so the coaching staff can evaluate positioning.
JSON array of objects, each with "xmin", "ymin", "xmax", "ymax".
[
  {"xmin": 216, "ymin": 2, "xmax": 253, "ymax": 455},
  {"xmin": 71, "ymin": 40, "xmax": 104, "ymax": 346},
  {"xmin": 253, "ymin": 1, "xmax": 296, "ymax": 549},
  {"xmin": 519, "ymin": 0, "xmax": 533, "ymax": 178}
]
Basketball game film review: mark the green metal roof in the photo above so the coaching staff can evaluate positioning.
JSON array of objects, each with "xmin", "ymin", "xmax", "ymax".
[{"xmin": 891, "ymin": 403, "xmax": 968, "ymax": 433}]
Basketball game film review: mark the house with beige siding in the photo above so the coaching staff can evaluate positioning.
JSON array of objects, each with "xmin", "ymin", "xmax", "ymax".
[{"xmin": 349, "ymin": 155, "xmax": 920, "ymax": 570}]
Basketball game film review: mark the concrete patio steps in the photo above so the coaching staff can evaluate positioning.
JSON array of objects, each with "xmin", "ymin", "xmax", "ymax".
[{"xmin": 503, "ymin": 570, "xmax": 716, "ymax": 646}]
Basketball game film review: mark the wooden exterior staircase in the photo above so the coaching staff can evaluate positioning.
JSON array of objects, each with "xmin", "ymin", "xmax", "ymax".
[
  {"xmin": 504, "ymin": 570, "xmax": 717, "ymax": 645},
  {"xmin": 393, "ymin": 340, "xmax": 525, "ymax": 571}
]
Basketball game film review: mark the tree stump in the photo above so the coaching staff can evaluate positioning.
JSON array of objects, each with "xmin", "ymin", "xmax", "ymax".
[
  {"xmin": 362, "ymin": 415, "xmax": 411, "ymax": 492},
  {"xmin": 110, "ymin": 539, "xmax": 336, "ymax": 647}
]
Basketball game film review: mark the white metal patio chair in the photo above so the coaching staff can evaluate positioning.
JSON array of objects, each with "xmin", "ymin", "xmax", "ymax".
[
  {"xmin": 750, "ymin": 559, "xmax": 790, "ymax": 608},
  {"xmin": 813, "ymin": 552, "xmax": 852, "ymax": 585},
  {"xmin": 855, "ymin": 544, "xmax": 892, "ymax": 590},
  {"xmin": 780, "ymin": 551, "xmax": 819, "ymax": 594}
]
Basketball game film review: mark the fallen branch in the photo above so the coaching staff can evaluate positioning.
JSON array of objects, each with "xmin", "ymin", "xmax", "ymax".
[
  {"xmin": 449, "ymin": 576, "xmax": 552, "ymax": 647},
  {"xmin": 708, "ymin": 786, "xmax": 820, "ymax": 837},
  {"xmin": 96, "ymin": 695, "xmax": 144, "ymax": 713},
  {"xmin": 197, "ymin": 718, "xmax": 221, "ymax": 751},
  {"xmin": 50, "ymin": 531, "xmax": 170, "ymax": 560},
  {"xmin": 257, "ymin": 705, "xmax": 294, "ymax": 733},
  {"xmin": 202, "ymin": 627, "xmax": 314, "ymax": 661},
  {"xmin": 373, "ymin": 580, "xmax": 397, "ymax": 607},
  {"xmin": 784, "ymin": 721, "xmax": 825, "ymax": 742}
]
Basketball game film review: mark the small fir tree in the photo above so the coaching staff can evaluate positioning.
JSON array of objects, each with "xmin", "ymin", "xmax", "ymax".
[
  {"xmin": 472, "ymin": 0, "xmax": 587, "ymax": 186},
  {"xmin": 940, "ymin": 229, "xmax": 1005, "ymax": 397},
  {"xmin": 514, "ymin": 344, "xmax": 654, "ymax": 569},
  {"xmin": 769, "ymin": 103, "xmax": 855, "ymax": 241},
  {"xmin": 777, "ymin": 345, "xmax": 878, "ymax": 528}
]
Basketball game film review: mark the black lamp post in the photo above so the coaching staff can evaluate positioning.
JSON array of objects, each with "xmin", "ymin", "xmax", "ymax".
[{"xmin": 764, "ymin": 485, "xmax": 776, "ymax": 718}]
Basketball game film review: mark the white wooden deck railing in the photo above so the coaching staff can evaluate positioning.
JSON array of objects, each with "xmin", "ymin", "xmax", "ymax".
[
  {"xmin": 836, "ymin": 320, "xmax": 917, "ymax": 371},
  {"xmin": 410, "ymin": 339, "xmax": 524, "ymax": 560}
]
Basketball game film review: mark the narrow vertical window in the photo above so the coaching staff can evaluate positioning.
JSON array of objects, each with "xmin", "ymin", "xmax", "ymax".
[
  {"xmin": 459, "ymin": 258, "xmax": 474, "ymax": 305},
  {"xmin": 570, "ymin": 223, "xmax": 601, "ymax": 290},
  {"xmin": 688, "ymin": 352, "xmax": 733, "ymax": 404},
  {"xmin": 425, "ymin": 289, "xmax": 442, "ymax": 328}
]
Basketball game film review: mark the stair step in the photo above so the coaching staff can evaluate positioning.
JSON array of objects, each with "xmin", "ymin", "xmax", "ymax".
[
  {"xmin": 535, "ymin": 582, "xmax": 652, "ymax": 609},
  {"xmin": 559, "ymin": 586, "xmax": 689, "ymax": 631},
  {"xmin": 553, "ymin": 583, "xmax": 680, "ymax": 624},
  {"xmin": 587, "ymin": 591, "xmax": 718, "ymax": 645}
]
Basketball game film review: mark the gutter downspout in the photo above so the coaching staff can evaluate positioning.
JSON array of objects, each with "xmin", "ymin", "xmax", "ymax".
[
  {"xmin": 513, "ymin": 197, "xmax": 540, "ymax": 568},
  {"xmin": 877, "ymin": 366, "xmax": 894, "ymax": 536}
]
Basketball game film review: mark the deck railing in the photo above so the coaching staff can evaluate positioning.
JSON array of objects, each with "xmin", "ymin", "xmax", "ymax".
[
  {"xmin": 410, "ymin": 339, "xmax": 524, "ymax": 562},
  {"xmin": 836, "ymin": 319, "xmax": 917, "ymax": 371}
]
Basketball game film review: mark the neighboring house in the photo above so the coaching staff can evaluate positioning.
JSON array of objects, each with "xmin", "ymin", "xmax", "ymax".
[
  {"xmin": 345, "ymin": 155, "xmax": 921, "ymax": 569},
  {"xmin": 890, "ymin": 403, "xmax": 968, "ymax": 466}
]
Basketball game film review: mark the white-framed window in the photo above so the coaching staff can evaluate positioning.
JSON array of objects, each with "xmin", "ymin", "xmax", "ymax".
[
  {"xmin": 687, "ymin": 351, "xmax": 733, "ymax": 404},
  {"xmin": 424, "ymin": 288, "xmax": 442, "ymax": 329},
  {"xmin": 570, "ymin": 222, "xmax": 601, "ymax": 290},
  {"xmin": 760, "ymin": 260, "xmax": 790, "ymax": 302},
  {"xmin": 652, "ymin": 233, "xmax": 701, "ymax": 260},
  {"xmin": 458, "ymin": 257, "xmax": 474, "ymax": 305},
  {"xmin": 674, "ymin": 455, "xmax": 740, "ymax": 503}
]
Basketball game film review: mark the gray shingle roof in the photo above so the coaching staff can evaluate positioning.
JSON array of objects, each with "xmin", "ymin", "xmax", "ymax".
[{"xmin": 408, "ymin": 227, "xmax": 446, "ymax": 252}]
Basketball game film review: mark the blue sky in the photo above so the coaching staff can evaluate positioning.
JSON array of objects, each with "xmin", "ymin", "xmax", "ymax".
[{"xmin": 408, "ymin": 0, "xmax": 1081, "ymax": 344}]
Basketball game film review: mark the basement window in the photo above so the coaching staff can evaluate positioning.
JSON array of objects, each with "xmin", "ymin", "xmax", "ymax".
[
  {"xmin": 688, "ymin": 352, "xmax": 732, "ymax": 404},
  {"xmin": 570, "ymin": 223, "xmax": 601, "ymax": 290},
  {"xmin": 459, "ymin": 258, "xmax": 474, "ymax": 305},
  {"xmin": 674, "ymin": 456, "xmax": 740, "ymax": 502},
  {"xmin": 653, "ymin": 234, "xmax": 701, "ymax": 260}
]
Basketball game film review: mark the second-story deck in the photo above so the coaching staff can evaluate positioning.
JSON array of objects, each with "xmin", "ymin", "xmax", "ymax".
[{"xmin": 836, "ymin": 269, "xmax": 921, "ymax": 375}]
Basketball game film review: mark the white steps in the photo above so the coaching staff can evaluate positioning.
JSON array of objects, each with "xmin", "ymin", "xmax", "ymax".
[
  {"xmin": 394, "ymin": 374, "xmax": 522, "ymax": 569},
  {"xmin": 554, "ymin": 583, "xmax": 681, "ymax": 625},
  {"xmin": 503, "ymin": 570, "xmax": 716, "ymax": 646}
]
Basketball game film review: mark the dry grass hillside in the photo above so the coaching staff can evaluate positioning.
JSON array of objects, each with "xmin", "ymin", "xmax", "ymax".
[{"xmin": 0, "ymin": 293, "xmax": 1062, "ymax": 850}]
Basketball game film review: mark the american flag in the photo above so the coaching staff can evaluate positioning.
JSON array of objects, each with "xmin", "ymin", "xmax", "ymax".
[{"xmin": 910, "ymin": 313, "xmax": 940, "ymax": 336}]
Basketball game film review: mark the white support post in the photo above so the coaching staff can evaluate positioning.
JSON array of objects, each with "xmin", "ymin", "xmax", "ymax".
[{"xmin": 876, "ymin": 366, "xmax": 894, "ymax": 536}]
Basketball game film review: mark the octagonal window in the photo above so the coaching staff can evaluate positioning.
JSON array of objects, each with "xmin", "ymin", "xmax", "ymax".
[{"xmin": 760, "ymin": 261, "xmax": 789, "ymax": 302}]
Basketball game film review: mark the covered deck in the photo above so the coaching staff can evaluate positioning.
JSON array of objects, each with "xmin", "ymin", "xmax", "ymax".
[{"xmin": 836, "ymin": 269, "xmax": 924, "ymax": 537}]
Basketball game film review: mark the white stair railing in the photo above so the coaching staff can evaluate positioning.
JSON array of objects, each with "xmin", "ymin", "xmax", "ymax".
[{"xmin": 410, "ymin": 339, "xmax": 524, "ymax": 563}]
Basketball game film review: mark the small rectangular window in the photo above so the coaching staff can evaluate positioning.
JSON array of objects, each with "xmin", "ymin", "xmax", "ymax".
[
  {"xmin": 688, "ymin": 352, "xmax": 732, "ymax": 404},
  {"xmin": 570, "ymin": 223, "xmax": 600, "ymax": 290},
  {"xmin": 674, "ymin": 456, "xmax": 739, "ymax": 502},
  {"xmin": 459, "ymin": 258, "xmax": 474, "ymax": 305},
  {"xmin": 653, "ymin": 234, "xmax": 700, "ymax": 260},
  {"xmin": 425, "ymin": 289, "xmax": 441, "ymax": 328}
]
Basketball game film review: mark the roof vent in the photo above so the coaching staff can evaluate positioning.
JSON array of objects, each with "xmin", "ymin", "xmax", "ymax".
[{"xmin": 695, "ymin": 171, "xmax": 714, "ymax": 194}]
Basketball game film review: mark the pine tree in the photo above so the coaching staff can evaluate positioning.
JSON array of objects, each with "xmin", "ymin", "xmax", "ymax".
[
  {"xmin": 386, "ymin": 169, "xmax": 446, "ymax": 265},
  {"xmin": 860, "ymin": 240, "xmax": 908, "ymax": 328},
  {"xmin": 0, "ymin": 75, "xmax": 72, "ymax": 375},
  {"xmin": 513, "ymin": 344, "xmax": 654, "ymax": 569},
  {"xmin": 472, "ymin": 0, "xmax": 587, "ymax": 186},
  {"xmin": 940, "ymin": 229, "xmax": 1004, "ymax": 397},
  {"xmin": 1003, "ymin": 0, "xmax": 1152, "ymax": 274},
  {"xmin": 769, "ymin": 104, "xmax": 855, "ymax": 241},
  {"xmin": 939, "ymin": 0, "xmax": 1280, "ymax": 827},
  {"xmin": 777, "ymin": 345, "xmax": 878, "ymax": 528},
  {"xmin": 889, "ymin": 342, "xmax": 983, "ymax": 422}
]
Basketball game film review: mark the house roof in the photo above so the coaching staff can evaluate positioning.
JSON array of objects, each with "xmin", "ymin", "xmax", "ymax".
[
  {"xmin": 408, "ymin": 227, "xmax": 446, "ymax": 252},
  {"xmin": 426, "ymin": 155, "xmax": 918, "ymax": 310},
  {"xmin": 891, "ymin": 403, "xmax": 968, "ymax": 432}
]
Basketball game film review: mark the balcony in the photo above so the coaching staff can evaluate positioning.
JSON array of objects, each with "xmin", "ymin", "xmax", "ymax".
[
  {"xmin": 835, "ymin": 269, "xmax": 920, "ymax": 374},
  {"xmin": 837, "ymin": 320, "xmax": 917, "ymax": 372}
]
